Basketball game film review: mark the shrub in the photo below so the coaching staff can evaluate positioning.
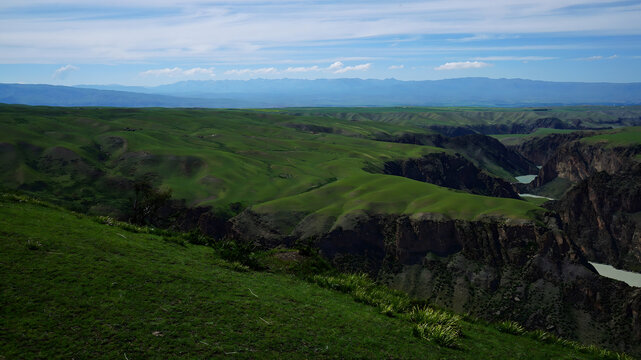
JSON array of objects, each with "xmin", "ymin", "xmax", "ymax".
[
  {"xmin": 294, "ymin": 237, "xmax": 318, "ymax": 256},
  {"xmin": 185, "ymin": 230, "xmax": 211, "ymax": 246},
  {"xmin": 214, "ymin": 238, "xmax": 262, "ymax": 270}
]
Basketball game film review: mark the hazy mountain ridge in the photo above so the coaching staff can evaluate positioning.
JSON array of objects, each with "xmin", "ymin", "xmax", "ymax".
[{"xmin": 3, "ymin": 77, "xmax": 641, "ymax": 107}]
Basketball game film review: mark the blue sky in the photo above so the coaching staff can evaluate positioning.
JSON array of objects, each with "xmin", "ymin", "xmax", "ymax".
[{"xmin": 1, "ymin": 0, "xmax": 641, "ymax": 86}]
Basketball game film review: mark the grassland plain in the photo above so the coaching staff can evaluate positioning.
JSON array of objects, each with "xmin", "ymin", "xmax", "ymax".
[
  {"xmin": 0, "ymin": 195, "xmax": 618, "ymax": 359},
  {"xmin": 0, "ymin": 104, "xmax": 545, "ymax": 224}
]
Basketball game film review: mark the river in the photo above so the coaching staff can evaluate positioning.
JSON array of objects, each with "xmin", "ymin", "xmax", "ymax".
[{"xmin": 589, "ymin": 262, "xmax": 641, "ymax": 287}]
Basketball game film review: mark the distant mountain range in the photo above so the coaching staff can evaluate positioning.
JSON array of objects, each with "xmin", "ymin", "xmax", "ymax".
[{"xmin": 2, "ymin": 78, "xmax": 641, "ymax": 108}]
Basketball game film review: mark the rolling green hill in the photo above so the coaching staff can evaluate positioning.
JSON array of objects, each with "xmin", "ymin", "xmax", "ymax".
[
  {"xmin": 281, "ymin": 106, "xmax": 641, "ymax": 129},
  {"xmin": 0, "ymin": 104, "xmax": 543, "ymax": 224},
  {"xmin": 0, "ymin": 195, "xmax": 617, "ymax": 359}
]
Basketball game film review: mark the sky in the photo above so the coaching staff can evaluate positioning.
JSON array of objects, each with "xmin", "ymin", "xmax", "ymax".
[{"xmin": 1, "ymin": 0, "xmax": 641, "ymax": 86}]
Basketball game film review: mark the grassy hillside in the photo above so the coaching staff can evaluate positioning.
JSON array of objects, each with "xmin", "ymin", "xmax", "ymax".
[
  {"xmin": 490, "ymin": 128, "xmax": 583, "ymax": 146},
  {"xmin": 281, "ymin": 106, "xmax": 641, "ymax": 129},
  {"xmin": 0, "ymin": 195, "xmax": 614, "ymax": 359},
  {"xmin": 581, "ymin": 126, "xmax": 641, "ymax": 147},
  {"xmin": 0, "ymin": 104, "xmax": 543, "ymax": 223},
  {"xmin": 255, "ymin": 173, "xmax": 543, "ymax": 222}
]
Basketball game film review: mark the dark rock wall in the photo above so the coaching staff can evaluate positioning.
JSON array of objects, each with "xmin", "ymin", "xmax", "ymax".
[
  {"xmin": 534, "ymin": 142, "xmax": 640, "ymax": 187},
  {"xmin": 383, "ymin": 153, "xmax": 520, "ymax": 198},
  {"xmin": 511, "ymin": 132, "xmax": 594, "ymax": 165},
  {"xmin": 231, "ymin": 209, "xmax": 641, "ymax": 355},
  {"xmin": 377, "ymin": 132, "xmax": 538, "ymax": 176},
  {"xmin": 548, "ymin": 165, "xmax": 641, "ymax": 272}
]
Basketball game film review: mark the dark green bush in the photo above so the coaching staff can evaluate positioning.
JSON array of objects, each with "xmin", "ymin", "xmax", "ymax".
[{"xmin": 214, "ymin": 238, "xmax": 263, "ymax": 270}]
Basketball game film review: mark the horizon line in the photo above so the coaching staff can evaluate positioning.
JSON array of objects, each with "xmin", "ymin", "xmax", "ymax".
[{"xmin": 4, "ymin": 76, "xmax": 641, "ymax": 88}]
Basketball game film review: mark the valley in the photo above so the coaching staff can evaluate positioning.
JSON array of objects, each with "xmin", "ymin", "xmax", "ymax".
[{"xmin": 2, "ymin": 104, "xmax": 641, "ymax": 358}]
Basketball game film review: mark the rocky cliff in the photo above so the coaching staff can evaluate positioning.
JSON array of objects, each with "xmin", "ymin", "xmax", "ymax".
[
  {"xmin": 377, "ymin": 133, "xmax": 538, "ymax": 177},
  {"xmin": 547, "ymin": 164, "xmax": 641, "ymax": 272},
  {"xmin": 382, "ymin": 153, "xmax": 520, "ymax": 199},
  {"xmin": 510, "ymin": 132, "xmax": 594, "ymax": 166},
  {"xmin": 230, "ymin": 209, "xmax": 641, "ymax": 355},
  {"xmin": 534, "ymin": 141, "xmax": 640, "ymax": 188}
]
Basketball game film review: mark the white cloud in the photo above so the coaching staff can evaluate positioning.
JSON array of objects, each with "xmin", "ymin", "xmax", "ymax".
[
  {"xmin": 434, "ymin": 61, "xmax": 491, "ymax": 70},
  {"xmin": 388, "ymin": 64, "xmax": 404, "ymax": 69},
  {"xmin": 330, "ymin": 62, "xmax": 371, "ymax": 74},
  {"xmin": 284, "ymin": 65, "xmax": 321, "ymax": 73},
  {"xmin": 448, "ymin": 34, "xmax": 520, "ymax": 42},
  {"xmin": 140, "ymin": 67, "xmax": 215, "ymax": 77},
  {"xmin": 328, "ymin": 61, "xmax": 344, "ymax": 71},
  {"xmin": 581, "ymin": 54, "xmax": 618, "ymax": 61},
  {"xmin": 223, "ymin": 62, "xmax": 371, "ymax": 76},
  {"xmin": 473, "ymin": 56, "xmax": 555, "ymax": 61},
  {"xmin": 224, "ymin": 67, "xmax": 278, "ymax": 75},
  {"xmin": 52, "ymin": 64, "xmax": 77, "ymax": 79},
  {"xmin": 184, "ymin": 67, "xmax": 216, "ymax": 76},
  {"xmin": 3, "ymin": 1, "xmax": 641, "ymax": 64}
]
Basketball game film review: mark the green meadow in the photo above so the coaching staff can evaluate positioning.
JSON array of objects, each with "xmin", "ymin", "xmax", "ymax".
[
  {"xmin": 280, "ymin": 106, "xmax": 641, "ymax": 128},
  {"xmin": 0, "ymin": 104, "xmax": 544, "ymax": 223},
  {"xmin": 581, "ymin": 126, "xmax": 641, "ymax": 147},
  {"xmin": 0, "ymin": 195, "xmax": 617, "ymax": 359}
]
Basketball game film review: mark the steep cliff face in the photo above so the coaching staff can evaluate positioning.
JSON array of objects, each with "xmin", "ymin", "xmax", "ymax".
[
  {"xmin": 547, "ymin": 164, "xmax": 641, "ymax": 272},
  {"xmin": 510, "ymin": 132, "xmax": 594, "ymax": 165},
  {"xmin": 535, "ymin": 142, "xmax": 640, "ymax": 188},
  {"xmin": 511, "ymin": 131, "xmax": 641, "ymax": 273},
  {"xmin": 377, "ymin": 133, "xmax": 538, "ymax": 177},
  {"xmin": 383, "ymin": 153, "xmax": 520, "ymax": 199},
  {"xmin": 230, "ymin": 209, "xmax": 641, "ymax": 355}
]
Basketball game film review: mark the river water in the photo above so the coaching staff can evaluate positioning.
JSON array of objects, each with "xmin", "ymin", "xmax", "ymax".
[
  {"xmin": 515, "ymin": 174, "xmax": 537, "ymax": 184},
  {"xmin": 519, "ymin": 193, "xmax": 554, "ymax": 200},
  {"xmin": 590, "ymin": 262, "xmax": 641, "ymax": 287}
]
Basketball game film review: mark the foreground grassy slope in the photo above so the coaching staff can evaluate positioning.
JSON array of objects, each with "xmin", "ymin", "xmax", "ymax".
[
  {"xmin": 0, "ymin": 196, "xmax": 604, "ymax": 359},
  {"xmin": 0, "ymin": 104, "xmax": 543, "ymax": 222}
]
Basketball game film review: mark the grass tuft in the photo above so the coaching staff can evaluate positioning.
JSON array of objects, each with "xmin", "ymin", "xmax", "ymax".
[
  {"xmin": 527, "ymin": 329, "xmax": 553, "ymax": 343},
  {"xmin": 497, "ymin": 320, "xmax": 525, "ymax": 335},
  {"xmin": 408, "ymin": 306, "xmax": 461, "ymax": 328},
  {"xmin": 412, "ymin": 323, "xmax": 460, "ymax": 348},
  {"xmin": 310, "ymin": 273, "xmax": 410, "ymax": 314},
  {"xmin": 25, "ymin": 238, "xmax": 42, "ymax": 250}
]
